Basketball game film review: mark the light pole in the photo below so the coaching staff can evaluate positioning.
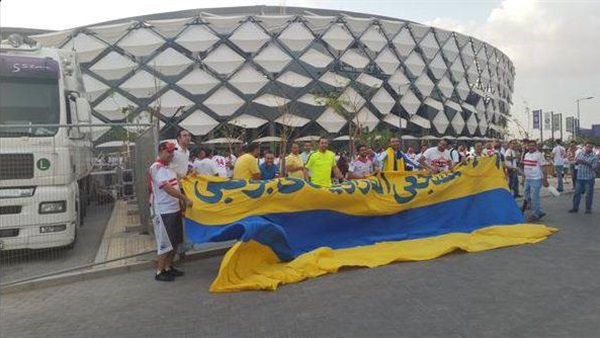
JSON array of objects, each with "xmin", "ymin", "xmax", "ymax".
[{"xmin": 576, "ymin": 96, "xmax": 594, "ymax": 140}]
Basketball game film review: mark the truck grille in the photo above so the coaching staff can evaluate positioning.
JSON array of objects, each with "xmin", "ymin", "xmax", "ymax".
[{"xmin": 0, "ymin": 154, "xmax": 34, "ymax": 180}]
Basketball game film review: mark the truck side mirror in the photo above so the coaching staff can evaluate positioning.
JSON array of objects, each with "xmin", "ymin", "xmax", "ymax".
[{"xmin": 75, "ymin": 97, "xmax": 91, "ymax": 124}]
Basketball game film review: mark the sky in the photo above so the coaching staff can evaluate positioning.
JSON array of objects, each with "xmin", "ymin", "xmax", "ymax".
[{"xmin": 1, "ymin": 0, "xmax": 599, "ymax": 139}]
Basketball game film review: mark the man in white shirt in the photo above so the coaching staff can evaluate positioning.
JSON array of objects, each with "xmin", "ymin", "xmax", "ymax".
[
  {"xmin": 551, "ymin": 139, "xmax": 567, "ymax": 192},
  {"xmin": 418, "ymin": 139, "xmax": 454, "ymax": 173},
  {"xmin": 148, "ymin": 142, "xmax": 193, "ymax": 282},
  {"xmin": 171, "ymin": 129, "xmax": 192, "ymax": 180},
  {"xmin": 211, "ymin": 151, "xmax": 229, "ymax": 178},
  {"xmin": 523, "ymin": 140, "xmax": 549, "ymax": 221},
  {"xmin": 192, "ymin": 148, "xmax": 218, "ymax": 176},
  {"xmin": 348, "ymin": 144, "xmax": 376, "ymax": 179}
]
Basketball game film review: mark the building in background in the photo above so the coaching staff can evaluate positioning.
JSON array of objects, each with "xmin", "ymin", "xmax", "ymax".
[{"xmin": 4, "ymin": 6, "xmax": 515, "ymax": 144}]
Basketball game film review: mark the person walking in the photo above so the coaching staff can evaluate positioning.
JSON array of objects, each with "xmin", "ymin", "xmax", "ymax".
[
  {"xmin": 148, "ymin": 142, "xmax": 193, "ymax": 282},
  {"xmin": 305, "ymin": 137, "xmax": 344, "ymax": 187},
  {"xmin": 523, "ymin": 140, "xmax": 549, "ymax": 222},
  {"xmin": 569, "ymin": 142, "xmax": 598, "ymax": 214},
  {"xmin": 552, "ymin": 139, "xmax": 567, "ymax": 192}
]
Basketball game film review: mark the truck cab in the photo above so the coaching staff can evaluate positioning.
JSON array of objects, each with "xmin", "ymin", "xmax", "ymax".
[{"xmin": 0, "ymin": 35, "xmax": 93, "ymax": 250}]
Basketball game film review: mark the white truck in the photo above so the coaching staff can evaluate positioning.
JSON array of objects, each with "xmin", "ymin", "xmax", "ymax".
[{"xmin": 0, "ymin": 35, "xmax": 93, "ymax": 250}]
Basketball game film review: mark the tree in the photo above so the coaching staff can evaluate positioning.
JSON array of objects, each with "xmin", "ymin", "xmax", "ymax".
[{"xmin": 313, "ymin": 86, "xmax": 377, "ymax": 158}]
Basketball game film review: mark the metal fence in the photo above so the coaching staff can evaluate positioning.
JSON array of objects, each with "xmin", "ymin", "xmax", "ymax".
[{"xmin": 0, "ymin": 123, "xmax": 158, "ymax": 285}]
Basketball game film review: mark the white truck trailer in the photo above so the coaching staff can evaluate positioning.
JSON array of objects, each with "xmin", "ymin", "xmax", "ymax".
[{"xmin": 0, "ymin": 35, "xmax": 93, "ymax": 250}]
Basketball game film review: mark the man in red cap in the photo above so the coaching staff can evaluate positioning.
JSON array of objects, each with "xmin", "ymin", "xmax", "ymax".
[{"xmin": 148, "ymin": 141, "xmax": 193, "ymax": 282}]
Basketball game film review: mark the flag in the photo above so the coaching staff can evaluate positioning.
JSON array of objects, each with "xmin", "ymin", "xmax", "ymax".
[
  {"xmin": 532, "ymin": 110, "xmax": 541, "ymax": 129},
  {"xmin": 566, "ymin": 117, "xmax": 575, "ymax": 133},
  {"xmin": 553, "ymin": 113, "xmax": 561, "ymax": 132},
  {"xmin": 544, "ymin": 112, "xmax": 552, "ymax": 130},
  {"xmin": 181, "ymin": 157, "xmax": 556, "ymax": 293}
]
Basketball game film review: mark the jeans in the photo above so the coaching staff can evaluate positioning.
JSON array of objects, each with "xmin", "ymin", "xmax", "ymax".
[
  {"xmin": 573, "ymin": 179, "xmax": 595, "ymax": 211},
  {"xmin": 555, "ymin": 165, "xmax": 564, "ymax": 192},
  {"xmin": 525, "ymin": 179, "xmax": 543, "ymax": 217},
  {"xmin": 508, "ymin": 169, "xmax": 519, "ymax": 197}
]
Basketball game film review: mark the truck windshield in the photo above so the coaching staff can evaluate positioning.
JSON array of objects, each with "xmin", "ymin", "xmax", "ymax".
[{"xmin": 0, "ymin": 77, "xmax": 60, "ymax": 137}]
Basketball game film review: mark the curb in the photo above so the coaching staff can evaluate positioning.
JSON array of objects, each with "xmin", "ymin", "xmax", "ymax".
[{"xmin": 0, "ymin": 244, "xmax": 231, "ymax": 295}]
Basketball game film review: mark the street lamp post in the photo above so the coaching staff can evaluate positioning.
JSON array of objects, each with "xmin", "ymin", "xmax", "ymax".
[{"xmin": 576, "ymin": 96, "xmax": 594, "ymax": 140}]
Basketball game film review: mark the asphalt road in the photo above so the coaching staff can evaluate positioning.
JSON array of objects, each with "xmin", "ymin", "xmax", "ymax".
[
  {"xmin": 1, "ymin": 192, "xmax": 599, "ymax": 338},
  {"xmin": 0, "ymin": 203, "xmax": 113, "ymax": 284}
]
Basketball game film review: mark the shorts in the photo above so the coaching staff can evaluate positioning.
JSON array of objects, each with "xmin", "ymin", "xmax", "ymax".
[{"xmin": 160, "ymin": 212, "xmax": 183, "ymax": 247}]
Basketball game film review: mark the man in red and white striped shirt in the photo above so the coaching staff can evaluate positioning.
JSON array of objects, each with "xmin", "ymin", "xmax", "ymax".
[
  {"xmin": 149, "ymin": 142, "xmax": 193, "ymax": 282},
  {"xmin": 523, "ymin": 140, "xmax": 549, "ymax": 221}
]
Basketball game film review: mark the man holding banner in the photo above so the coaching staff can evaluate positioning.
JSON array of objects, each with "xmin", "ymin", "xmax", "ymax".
[{"xmin": 149, "ymin": 142, "xmax": 193, "ymax": 282}]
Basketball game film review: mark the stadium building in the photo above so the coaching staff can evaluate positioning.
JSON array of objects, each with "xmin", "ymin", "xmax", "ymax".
[{"xmin": 6, "ymin": 6, "xmax": 515, "ymax": 143}]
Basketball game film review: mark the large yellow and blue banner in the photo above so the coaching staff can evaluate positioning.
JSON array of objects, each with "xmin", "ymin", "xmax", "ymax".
[{"xmin": 182, "ymin": 156, "xmax": 556, "ymax": 293}]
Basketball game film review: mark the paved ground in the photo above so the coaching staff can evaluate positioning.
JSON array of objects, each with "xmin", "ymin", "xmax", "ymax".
[
  {"xmin": 0, "ymin": 203, "xmax": 112, "ymax": 284},
  {"xmin": 2, "ymin": 187, "xmax": 599, "ymax": 338}
]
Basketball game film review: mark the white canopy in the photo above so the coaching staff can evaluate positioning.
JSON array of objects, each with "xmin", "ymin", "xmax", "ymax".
[
  {"xmin": 203, "ymin": 138, "xmax": 244, "ymax": 144},
  {"xmin": 294, "ymin": 135, "xmax": 321, "ymax": 142},
  {"xmin": 253, "ymin": 136, "xmax": 282, "ymax": 143}
]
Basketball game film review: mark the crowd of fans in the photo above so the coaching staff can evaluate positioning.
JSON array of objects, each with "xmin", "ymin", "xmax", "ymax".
[
  {"xmin": 147, "ymin": 129, "xmax": 600, "ymax": 281},
  {"xmin": 186, "ymin": 134, "xmax": 600, "ymax": 220}
]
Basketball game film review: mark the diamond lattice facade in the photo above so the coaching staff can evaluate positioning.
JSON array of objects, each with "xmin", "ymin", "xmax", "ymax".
[{"xmin": 19, "ymin": 6, "xmax": 515, "ymax": 142}]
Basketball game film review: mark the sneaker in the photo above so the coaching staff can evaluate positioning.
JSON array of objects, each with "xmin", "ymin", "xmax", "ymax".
[
  {"xmin": 165, "ymin": 266, "xmax": 184, "ymax": 277},
  {"xmin": 568, "ymin": 209, "xmax": 578, "ymax": 213},
  {"xmin": 527, "ymin": 214, "xmax": 539, "ymax": 222},
  {"xmin": 538, "ymin": 212, "xmax": 546, "ymax": 219},
  {"xmin": 155, "ymin": 271, "xmax": 175, "ymax": 282},
  {"xmin": 585, "ymin": 210, "xmax": 592, "ymax": 214}
]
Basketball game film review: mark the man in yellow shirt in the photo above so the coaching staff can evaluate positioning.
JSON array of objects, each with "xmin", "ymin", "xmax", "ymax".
[
  {"xmin": 306, "ymin": 138, "xmax": 344, "ymax": 187},
  {"xmin": 285, "ymin": 143, "xmax": 306, "ymax": 179},
  {"xmin": 233, "ymin": 143, "xmax": 261, "ymax": 180}
]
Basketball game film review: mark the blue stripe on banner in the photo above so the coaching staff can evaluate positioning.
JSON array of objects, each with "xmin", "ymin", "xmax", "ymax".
[{"xmin": 186, "ymin": 188, "xmax": 524, "ymax": 261}]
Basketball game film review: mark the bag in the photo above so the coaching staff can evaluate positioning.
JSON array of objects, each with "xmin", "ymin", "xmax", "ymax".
[
  {"xmin": 547, "ymin": 185, "xmax": 561, "ymax": 197},
  {"xmin": 151, "ymin": 211, "xmax": 173, "ymax": 255}
]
